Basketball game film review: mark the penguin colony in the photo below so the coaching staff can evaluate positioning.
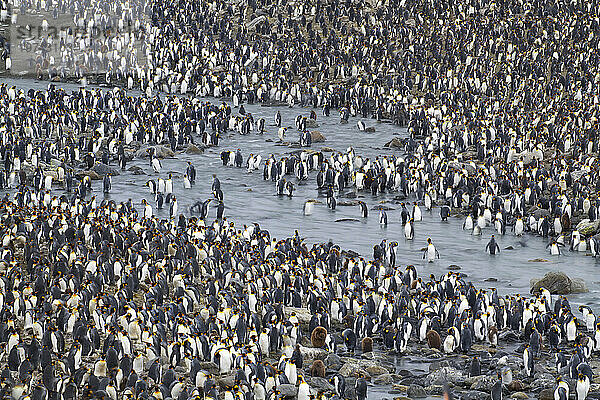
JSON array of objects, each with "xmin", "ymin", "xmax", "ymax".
[
  {"xmin": 0, "ymin": 84, "xmax": 598, "ymax": 400},
  {"xmin": 0, "ymin": 0, "xmax": 600, "ymax": 399}
]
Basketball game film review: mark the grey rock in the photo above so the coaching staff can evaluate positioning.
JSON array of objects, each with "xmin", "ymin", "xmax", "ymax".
[
  {"xmin": 530, "ymin": 271, "xmax": 589, "ymax": 294},
  {"xmin": 469, "ymin": 375, "xmax": 497, "ymax": 391},
  {"xmin": 217, "ymin": 373, "xmax": 236, "ymax": 388},
  {"xmin": 365, "ymin": 364, "xmax": 389, "ymax": 376},
  {"xmin": 407, "ymin": 384, "xmax": 426, "ymax": 398},
  {"xmin": 425, "ymin": 367, "xmax": 466, "ymax": 386},
  {"xmin": 285, "ymin": 307, "xmax": 312, "ymax": 324},
  {"xmin": 310, "ymin": 131, "xmax": 326, "ymax": 142},
  {"xmin": 198, "ymin": 361, "xmax": 219, "ymax": 374},
  {"xmin": 246, "ymin": 15, "xmax": 267, "ymax": 30},
  {"xmin": 339, "ymin": 360, "xmax": 362, "ymax": 378},
  {"xmin": 128, "ymin": 166, "xmax": 145, "ymax": 175},
  {"xmin": 374, "ymin": 374, "xmax": 395, "ymax": 385},
  {"xmin": 461, "ymin": 390, "xmax": 490, "ymax": 400},
  {"xmin": 338, "ymin": 359, "xmax": 386, "ymax": 378},
  {"xmin": 76, "ymin": 170, "xmax": 101, "ymax": 180},
  {"xmin": 307, "ymin": 377, "xmax": 334, "ymax": 392},
  {"xmin": 93, "ymin": 163, "xmax": 120, "ymax": 176},
  {"xmin": 306, "ymin": 119, "xmax": 319, "ymax": 128},
  {"xmin": 528, "ymin": 373, "xmax": 555, "ymax": 391},
  {"xmin": 325, "ymin": 353, "xmax": 343, "ymax": 370},
  {"xmin": 299, "ymin": 345, "xmax": 328, "ymax": 361},
  {"xmin": 384, "ymin": 138, "xmax": 403, "ymax": 148},
  {"xmin": 576, "ymin": 219, "xmax": 600, "ymax": 235},
  {"xmin": 135, "ymin": 145, "xmax": 175, "ymax": 159},
  {"xmin": 538, "ymin": 389, "xmax": 554, "ymax": 400},
  {"xmin": 424, "ymin": 385, "xmax": 444, "ymax": 396},
  {"xmin": 185, "ymin": 144, "xmax": 205, "ymax": 154},
  {"xmin": 278, "ymin": 384, "xmax": 298, "ymax": 398}
]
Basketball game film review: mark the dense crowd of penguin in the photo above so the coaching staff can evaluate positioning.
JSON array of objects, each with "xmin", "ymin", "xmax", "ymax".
[{"xmin": 0, "ymin": 0, "xmax": 600, "ymax": 398}]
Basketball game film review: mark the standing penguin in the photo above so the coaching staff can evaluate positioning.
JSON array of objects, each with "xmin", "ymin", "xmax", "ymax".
[
  {"xmin": 186, "ymin": 161, "xmax": 196, "ymax": 184},
  {"xmin": 554, "ymin": 376, "xmax": 569, "ymax": 400},
  {"xmin": 470, "ymin": 356, "xmax": 481, "ymax": 377},
  {"xmin": 491, "ymin": 373, "xmax": 502, "ymax": 400},
  {"xmin": 547, "ymin": 240, "xmax": 562, "ymax": 255},
  {"xmin": 103, "ymin": 174, "xmax": 111, "ymax": 194},
  {"xmin": 379, "ymin": 210, "xmax": 387, "ymax": 226},
  {"xmin": 523, "ymin": 345, "xmax": 534, "ymax": 378},
  {"xmin": 404, "ymin": 219, "xmax": 414, "ymax": 240},
  {"xmin": 355, "ymin": 375, "xmax": 367, "ymax": 400},
  {"xmin": 485, "ymin": 235, "xmax": 500, "ymax": 255},
  {"xmin": 358, "ymin": 201, "xmax": 368, "ymax": 218},
  {"xmin": 423, "ymin": 238, "xmax": 439, "ymax": 262},
  {"xmin": 576, "ymin": 373, "xmax": 590, "ymax": 400},
  {"xmin": 440, "ymin": 204, "xmax": 450, "ymax": 221}
]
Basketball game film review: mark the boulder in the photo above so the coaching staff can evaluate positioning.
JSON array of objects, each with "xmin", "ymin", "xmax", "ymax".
[
  {"xmin": 576, "ymin": 219, "xmax": 600, "ymax": 235},
  {"xmin": 76, "ymin": 170, "xmax": 102, "ymax": 180},
  {"xmin": 374, "ymin": 374, "xmax": 395, "ymax": 385},
  {"xmin": 365, "ymin": 364, "xmax": 389, "ymax": 376},
  {"xmin": 298, "ymin": 345, "xmax": 328, "ymax": 361},
  {"xmin": 384, "ymin": 138, "xmax": 403, "ymax": 148},
  {"xmin": 538, "ymin": 389, "xmax": 554, "ymax": 400},
  {"xmin": 339, "ymin": 360, "xmax": 363, "ymax": 378},
  {"xmin": 278, "ymin": 384, "xmax": 298, "ymax": 398},
  {"xmin": 425, "ymin": 367, "xmax": 466, "ymax": 386},
  {"xmin": 325, "ymin": 353, "xmax": 343, "ymax": 370},
  {"xmin": 135, "ymin": 145, "xmax": 175, "ymax": 159},
  {"xmin": 520, "ymin": 150, "xmax": 543, "ymax": 165},
  {"xmin": 307, "ymin": 377, "xmax": 334, "ymax": 393},
  {"xmin": 530, "ymin": 271, "xmax": 589, "ymax": 294},
  {"xmin": 460, "ymin": 391, "xmax": 491, "ymax": 400},
  {"xmin": 407, "ymin": 384, "xmax": 427, "ymax": 398},
  {"xmin": 246, "ymin": 15, "xmax": 267, "ymax": 30},
  {"xmin": 128, "ymin": 166, "xmax": 145, "ymax": 175},
  {"xmin": 310, "ymin": 131, "xmax": 326, "ymax": 142},
  {"xmin": 198, "ymin": 361, "xmax": 219, "ymax": 374},
  {"xmin": 528, "ymin": 206, "xmax": 550, "ymax": 219},
  {"xmin": 285, "ymin": 307, "xmax": 312, "ymax": 324},
  {"xmin": 93, "ymin": 163, "xmax": 121, "ymax": 176},
  {"xmin": 185, "ymin": 144, "xmax": 205, "ymax": 154},
  {"xmin": 507, "ymin": 380, "xmax": 524, "ymax": 392},
  {"xmin": 306, "ymin": 119, "xmax": 319, "ymax": 128},
  {"xmin": 216, "ymin": 373, "xmax": 236, "ymax": 388},
  {"xmin": 511, "ymin": 393, "xmax": 528, "ymax": 400},
  {"xmin": 469, "ymin": 375, "xmax": 497, "ymax": 391}
]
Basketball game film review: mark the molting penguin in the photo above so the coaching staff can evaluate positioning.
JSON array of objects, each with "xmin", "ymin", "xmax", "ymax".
[
  {"xmin": 361, "ymin": 337, "xmax": 373, "ymax": 353},
  {"xmin": 426, "ymin": 330, "xmax": 441, "ymax": 350},
  {"xmin": 309, "ymin": 360, "xmax": 325, "ymax": 378},
  {"xmin": 310, "ymin": 327, "xmax": 327, "ymax": 348}
]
